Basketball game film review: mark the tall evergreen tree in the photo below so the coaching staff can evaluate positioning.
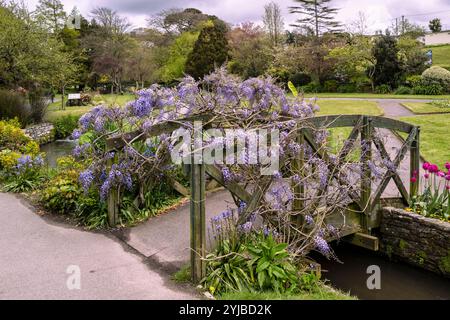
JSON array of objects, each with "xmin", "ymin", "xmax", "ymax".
[
  {"xmin": 35, "ymin": 0, "xmax": 66, "ymax": 33},
  {"xmin": 289, "ymin": 0, "xmax": 342, "ymax": 37},
  {"xmin": 185, "ymin": 20, "xmax": 229, "ymax": 79},
  {"xmin": 371, "ymin": 32, "xmax": 401, "ymax": 88}
]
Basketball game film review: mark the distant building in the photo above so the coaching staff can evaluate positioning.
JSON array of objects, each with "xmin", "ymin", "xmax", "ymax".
[{"xmin": 419, "ymin": 31, "xmax": 450, "ymax": 46}]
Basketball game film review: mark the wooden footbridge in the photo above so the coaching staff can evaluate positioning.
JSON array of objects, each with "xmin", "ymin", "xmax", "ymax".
[{"xmin": 106, "ymin": 114, "xmax": 420, "ymax": 282}]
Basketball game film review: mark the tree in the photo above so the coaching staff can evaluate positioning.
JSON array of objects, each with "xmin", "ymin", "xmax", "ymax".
[
  {"xmin": 159, "ymin": 31, "xmax": 199, "ymax": 83},
  {"xmin": 372, "ymin": 32, "xmax": 402, "ymax": 88},
  {"xmin": 397, "ymin": 36, "xmax": 428, "ymax": 77},
  {"xmin": 84, "ymin": 7, "xmax": 133, "ymax": 93},
  {"xmin": 0, "ymin": 5, "xmax": 67, "ymax": 89},
  {"xmin": 289, "ymin": 0, "xmax": 342, "ymax": 37},
  {"xmin": 263, "ymin": 2, "xmax": 284, "ymax": 46},
  {"xmin": 185, "ymin": 20, "xmax": 230, "ymax": 79},
  {"xmin": 35, "ymin": 0, "xmax": 66, "ymax": 33},
  {"xmin": 429, "ymin": 18, "xmax": 442, "ymax": 33},
  {"xmin": 328, "ymin": 35, "xmax": 376, "ymax": 89},
  {"xmin": 148, "ymin": 8, "xmax": 211, "ymax": 35},
  {"xmin": 228, "ymin": 23, "xmax": 273, "ymax": 78},
  {"xmin": 349, "ymin": 11, "xmax": 370, "ymax": 35},
  {"xmin": 126, "ymin": 44, "xmax": 158, "ymax": 89}
]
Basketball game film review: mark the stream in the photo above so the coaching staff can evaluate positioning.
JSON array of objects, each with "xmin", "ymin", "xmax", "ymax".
[
  {"xmin": 40, "ymin": 140, "xmax": 77, "ymax": 167},
  {"xmin": 312, "ymin": 242, "xmax": 450, "ymax": 300}
]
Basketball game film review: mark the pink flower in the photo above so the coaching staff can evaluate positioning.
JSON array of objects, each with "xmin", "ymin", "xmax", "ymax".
[
  {"xmin": 446, "ymin": 175, "xmax": 450, "ymax": 181},
  {"xmin": 423, "ymin": 162, "xmax": 430, "ymax": 170},
  {"xmin": 411, "ymin": 177, "xmax": 417, "ymax": 183},
  {"xmin": 445, "ymin": 162, "xmax": 450, "ymax": 170},
  {"xmin": 438, "ymin": 171, "xmax": 446, "ymax": 178},
  {"xmin": 424, "ymin": 173, "xmax": 430, "ymax": 179},
  {"xmin": 429, "ymin": 164, "xmax": 439, "ymax": 173}
]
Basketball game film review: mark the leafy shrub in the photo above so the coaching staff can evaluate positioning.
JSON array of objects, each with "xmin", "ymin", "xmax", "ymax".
[
  {"xmin": 3, "ymin": 155, "xmax": 45, "ymax": 192},
  {"xmin": 266, "ymin": 67, "xmax": 290, "ymax": 85},
  {"xmin": 337, "ymin": 84, "xmax": 357, "ymax": 93},
  {"xmin": 0, "ymin": 119, "xmax": 39, "ymax": 171},
  {"xmin": 394, "ymin": 86, "xmax": 413, "ymax": 95},
  {"xmin": 300, "ymin": 81, "xmax": 322, "ymax": 93},
  {"xmin": 375, "ymin": 84, "xmax": 391, "ymax": 94},
  {"xmin": 202, "ymin": 210, "xmax": 301, "ymax": 296},
  {"xmin": 0, "ymin": 89, "xmax": 29, "ymax": 125},
  {"xmin": 405, "ymin": 75, "xmax": 422, "ymax": 88},
  {"xmin": 323, "ymin": 80, "xmax": 338, "ymax": 93},
  {"xmin": 413, "ymin": 83, "xmax": 444, "ymax": 95},
  {"xmin": 289, "ymin": 73, "xmax": 312, "ymax": 88},
  {"xmin": 422, "ymin": 66, "xmax": 450, "ymax": 91},
  {"xmin": 40, "ymin": 156, "xmax": 83, "ymax": 214},
  {"xmin": 28, "ymin": 90, "xmax": 48, "ymax": 123},
  {"xmin": 52, "ymin": 115, "xmax": 80, "ymax": 139}
]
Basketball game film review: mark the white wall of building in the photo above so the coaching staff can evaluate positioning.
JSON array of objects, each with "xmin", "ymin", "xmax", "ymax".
[{"xmin": 420, "ymin": 31, "xmax": 450, "ymax": 46}]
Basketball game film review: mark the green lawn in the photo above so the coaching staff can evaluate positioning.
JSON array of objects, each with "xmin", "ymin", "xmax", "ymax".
[
  {"xmin": 399, "ymin": 115, "xmax": 450, "ymax": 165},
  {"xmin": 45, "ymin": 93, "xmax": 136, "ymax": 121},
  {"xmin": 316, "ymin": 100, "xmax": 383, "ymax": 116},
  {"xmin": 401, "ymin": 102, "xmax": 450, "ymax": 114},
  {"xmin": 302, "ymin": 93, "xmax": 450, "ymax": 99},
  {"xmin": 426, "ymin": 44, "xmax": 450, "ymax": 70}
]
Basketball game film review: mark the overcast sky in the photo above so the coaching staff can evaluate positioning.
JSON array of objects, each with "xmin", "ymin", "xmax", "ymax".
[{"xmin": 25, "ymin": 0, "xmax": 450, "ymax": 32}]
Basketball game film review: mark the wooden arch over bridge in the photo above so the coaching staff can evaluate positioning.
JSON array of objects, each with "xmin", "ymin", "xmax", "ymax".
[{"xmin": 106, "ymin": 114, "xmax": 420, "ymax": 282}]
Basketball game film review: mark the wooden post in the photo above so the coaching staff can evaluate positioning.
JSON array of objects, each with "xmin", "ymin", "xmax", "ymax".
[
  {"xmin": 292, "ymin": 127, "xmax": 305, "ymax": 226},
  {"xmin": 360, "ymin": 116, "xmax": 372, "ymax": 233},
  {"xmin": 107, "ymin": 157, "xmax": 119, "ymax": 227},
  {"xmin": 410, "ymin": 127, "xmax": 420, "ymax": 200},
  {"xmin": 190, "ymin": 123, "xmax": 206, "ymax": 283}
]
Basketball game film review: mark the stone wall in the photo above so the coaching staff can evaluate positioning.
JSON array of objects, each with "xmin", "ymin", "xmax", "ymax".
[
  {"xmin": 379, "ymin": 207, "xmax": 450, "ymax": 277},
  {"xmin": 24, "ymin": 123, "xmax": 55, "ymax": 145}
]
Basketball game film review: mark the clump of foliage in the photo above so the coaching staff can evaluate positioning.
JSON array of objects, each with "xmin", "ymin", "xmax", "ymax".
[
  {"xmin": 0, "ymin": 90, "xmax": 30, "ymax": 125},
  {"xmin": 52, "ymin": 115, "xmax": 80, "ymax": 139},
  {"xmin": 421, "ymin": 66, "xmax": 450, "ymax": 92},
  {"xmin": 202, "ymin": 209, "xmax": 304, "ymax": 296},
  {"xmin": 0, "ymin": 119, "xmax": 43, "ymax": 192},
  {"xmin": 410, "ymin": 162, "xmax": 450, "ymax": 221},
  {"xmin": 372, "ymin": 32, "xmax": 401, "ymax": 88},
  {"xmin": 185, "ymin": 20, "xmax": 230, "ymax": 79}
]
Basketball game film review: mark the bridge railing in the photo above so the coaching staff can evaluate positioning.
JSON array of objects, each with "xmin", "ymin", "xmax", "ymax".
[{"xmin": 105, "ymin": 113, "xmax": 420, "ymax": 282}]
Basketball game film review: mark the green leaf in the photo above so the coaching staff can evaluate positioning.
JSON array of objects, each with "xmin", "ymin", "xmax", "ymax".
[
  {"xmin": 256, "ymin": 260, "xmax": 270, "ymax": 273},
  {"xmin": 288, "ymin": 81, "xmax": 298, "ymax": 97}
]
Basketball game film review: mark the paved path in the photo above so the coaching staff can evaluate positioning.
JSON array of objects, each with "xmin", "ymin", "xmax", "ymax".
[{"xmin": 0, "ymin": 193, "xmax": 198, "ymax": 300}]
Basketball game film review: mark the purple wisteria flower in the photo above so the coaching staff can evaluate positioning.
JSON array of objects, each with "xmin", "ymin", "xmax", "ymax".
[{"xmin": 314, "ymin": 236, "xmax": 331, "ymax": 257}]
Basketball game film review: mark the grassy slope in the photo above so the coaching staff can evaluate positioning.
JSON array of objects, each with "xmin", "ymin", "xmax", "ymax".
[
  {"xmin": 399, "ymin": 115, "xmax": 450, "ymax": 165},
  {"xmin": 402, "ymin": 102, "xmax": 450, "ymax": 114},
  {"xmin": 45, "ymin": 93, "xmax": 136, "ymax": 121},
  {"xmin": 426, "ymin": 44, "xmax": 450, "ymax": 69}
]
